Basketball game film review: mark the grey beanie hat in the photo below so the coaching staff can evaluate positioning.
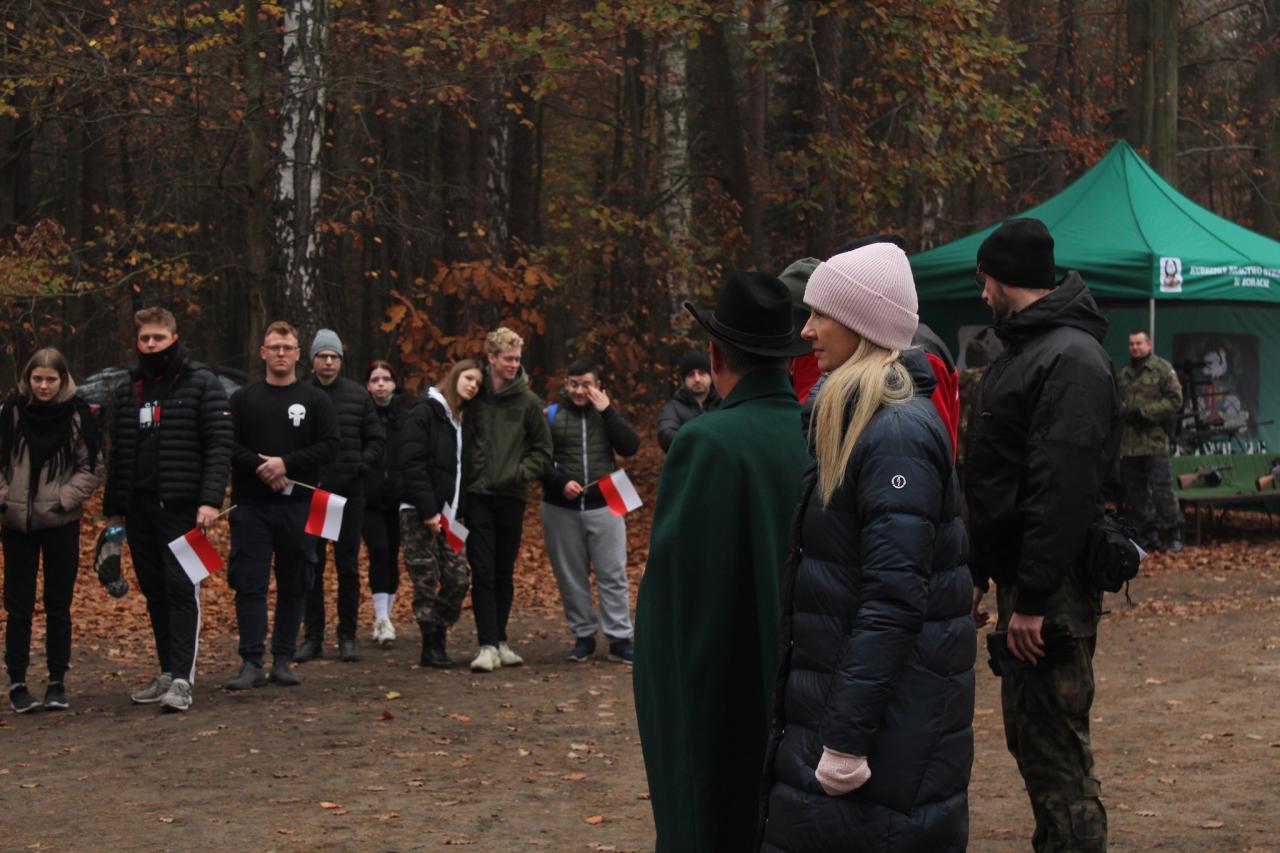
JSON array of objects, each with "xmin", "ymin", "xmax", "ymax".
[
  {"xmin": 310, "ymin": 328, "xmax": 344, "ymax": 359},
  {"xmin": 778, "ymin": 257, "xmax": 820, "ymax": 305}
]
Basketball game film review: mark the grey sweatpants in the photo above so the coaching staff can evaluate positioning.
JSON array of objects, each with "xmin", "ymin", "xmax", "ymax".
[{"xmin": 540, "ymin": 502, "xmax": 633, "ymax": 640}]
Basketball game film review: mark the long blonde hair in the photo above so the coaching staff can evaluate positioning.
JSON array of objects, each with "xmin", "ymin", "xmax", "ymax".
[{"xmin": 812, "ymin": 338, "xmax": 913, "ymax": 506}]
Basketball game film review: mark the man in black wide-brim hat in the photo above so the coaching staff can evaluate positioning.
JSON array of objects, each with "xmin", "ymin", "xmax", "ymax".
[{"xmin": 633, "ymin": 271, "xmax": 811, "ymax": 852}]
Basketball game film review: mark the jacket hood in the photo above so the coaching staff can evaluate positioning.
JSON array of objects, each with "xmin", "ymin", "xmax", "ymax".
[
  {"xmin": 900, "ymin": 348, "xmax": 938, "ymax": 398},
  {"xmin": 487, "ymin": 366, "xmax": 530, "ymax": 399},
  {"xmin": 995, "ymin": 272, "xmax": 1108, "ymax": 346},
  {"xmin": 426, "ymin": 385, "xmax": 459, "ymax": 424},
  {"xmin": 673, "ymin": 384, "xmax": 720, "ymax": 408}
]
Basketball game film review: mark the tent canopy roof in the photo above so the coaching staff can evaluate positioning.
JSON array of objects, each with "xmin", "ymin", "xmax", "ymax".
[{"xmin": 910, "ymin": 141, "xmax": 1280, "ymax": 303}]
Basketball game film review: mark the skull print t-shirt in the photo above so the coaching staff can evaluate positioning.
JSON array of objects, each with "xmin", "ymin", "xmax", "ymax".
[{"xmin": 228, "ymin": 379, "xmax": 340, "ymax": 504}]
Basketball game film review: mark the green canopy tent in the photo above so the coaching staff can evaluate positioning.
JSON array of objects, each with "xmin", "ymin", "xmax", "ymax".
[{"xmin": 910, "ymin": 140, "xmax": 1280, "ymax": 452}]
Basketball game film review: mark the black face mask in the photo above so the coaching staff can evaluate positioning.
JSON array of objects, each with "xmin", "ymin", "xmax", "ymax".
[{"xmin": 138, "ymin": 340, "xmax": 180, "ymax": 378}]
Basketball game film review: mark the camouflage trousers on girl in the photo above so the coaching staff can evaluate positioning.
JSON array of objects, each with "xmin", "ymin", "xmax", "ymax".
[{"xmin": 399, "ymin": 508, "xmax": 470, "ymax": 630}]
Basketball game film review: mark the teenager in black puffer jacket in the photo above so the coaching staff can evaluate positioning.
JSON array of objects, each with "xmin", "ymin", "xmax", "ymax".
[
  {"xmin": 362, "ymin": 361, "xmax": 409, "ymax": 648},
  {"xmin": 760, "ymin": 243, "xmax": 974, "ymax": 853}
]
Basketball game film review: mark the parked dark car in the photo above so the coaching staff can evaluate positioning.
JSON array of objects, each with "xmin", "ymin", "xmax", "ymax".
[{"xmin": 77, "ymin": 365, "xmax": 247, "ymax": 407}]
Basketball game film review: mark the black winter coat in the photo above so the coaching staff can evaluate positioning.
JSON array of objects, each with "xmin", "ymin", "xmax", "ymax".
[
  {"xmin": 963, "ymin": 273, "xmax": 1121, "ymax": 617},
  {"xmin": 312, "ymin": 376, "xmax": 385, "ymax": 494},
  {"xmin": 401, "ymin": 390, "xmax": 462, "ymax": 522},
  {"xmin": 760, "ymin": 350, "xmax": 975, "ymax": 853},
  {"xmin": 103, "ymin": 349, "xmax": 234, "ymax": 515},
  {"xmin": 364, "ymin": 396, "xmax": 407, "ymax": 510},
  {"xmin": 656, "ymin": 385, "xmax": 720, "ymax": 452}
]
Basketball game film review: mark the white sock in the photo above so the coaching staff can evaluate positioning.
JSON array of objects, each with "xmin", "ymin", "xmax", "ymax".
[
  {"xmin": 387, "ymin": 594, "xmax": 396, "ymax": 618},
  {"xmin": 373, "ymin": 593, "xmax": 389, "ymax": 622}
]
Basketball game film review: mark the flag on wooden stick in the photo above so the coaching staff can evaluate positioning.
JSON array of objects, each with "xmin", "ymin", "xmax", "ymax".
[
  {"xmin": 168, "ymin": 529, "xmax": 225, "ymax": 584},
  {"xmin": 598, "ymin": 469, "xmax": 642, "ymax": 516},
  {"xmin": 305, "ymin": 489, "xmax": 348, "ymax": 540},
  {"xmin": 441, "ymin": 502, "xmax": 469, "ymax": 554}
]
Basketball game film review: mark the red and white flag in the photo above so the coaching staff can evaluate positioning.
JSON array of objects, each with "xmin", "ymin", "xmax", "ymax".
[
  {"xmin": 598, "ymin": 469, "xmax": 642, "ymax": 516},
  {"xmin": 441, "ymin": 502, "xmax": 469, "ymax": 554},
  {"xmin": 304, "ymin": 489, "xmax": 348, "ymax": 540},
  {"xmin": 168, "ymin": 528, "xmax": 225, "ymax": 584}
]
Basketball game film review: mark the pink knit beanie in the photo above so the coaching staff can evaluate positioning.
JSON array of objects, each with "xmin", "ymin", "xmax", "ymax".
[{"xmin": 803, "ymin": 243, "xmax": 919, "ymax": 351}]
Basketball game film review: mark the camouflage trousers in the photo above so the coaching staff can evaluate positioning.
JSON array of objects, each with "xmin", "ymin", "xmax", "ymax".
[
  {"xmin": 400, "ymin": 508, "xmax": 470, "ymax": 630},
  {"xmin": 1120, "ymin": 454, "xmax": 1182, "ymax": 547},
  {"xmin": 997, "ymin": 586, "xmax": 1106, "ymax": 852}
]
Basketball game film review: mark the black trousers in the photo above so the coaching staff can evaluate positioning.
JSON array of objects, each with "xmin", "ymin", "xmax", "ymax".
[
  {"xmin": 303, "ymin": 490, "xmax": 365, "ymax": 641},
  {"xmin": 363, "ymin": 504, "xmax": 401, "ymax": 596},
  {"xmin": 126, "ymin": 496, "xmax": 203, "ymax": 682},
  {"xmin": 3, "ymin": 522, "xmax": 80, "ymax": 683},
  {"xmin": 227, "ymin": 502, "xmax": 314, "ymax": 666},
  {"xmin": 466, "ymin": 494, "xmax": 526, "ymax": 647}
]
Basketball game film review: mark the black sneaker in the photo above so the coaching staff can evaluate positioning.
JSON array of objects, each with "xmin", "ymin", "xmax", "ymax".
[
  {"xmin": 293, "ymin": 637, "xmax": 323, "ymax": 663},
  {"xmin": 43, "ymin": 681, "xmax": 69, "ymax": 710},
  {"xmin": 608, "ymin": 639, "xmax": 635, "ymax": 665},
  {"xmin": 9, "ymin": 684, "xmax": 39, "ymax": 713},
  {"xmin": 338, "ymin": 636, "xmax": 361, "ymax": 663},
  {"xmin": 224, "ymin": 661, "xmax": 268, "ymax": 691},
  {"xmin": 567, "ymin": 636, "xmax": 596, "ymax": 662}
]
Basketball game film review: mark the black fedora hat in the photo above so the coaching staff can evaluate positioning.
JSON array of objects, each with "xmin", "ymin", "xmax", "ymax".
[{"xmin": 684, "ymin": 272, "xmax": 813, "ymax": 358}]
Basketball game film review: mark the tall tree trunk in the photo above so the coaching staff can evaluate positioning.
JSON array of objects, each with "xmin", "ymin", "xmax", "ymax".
[
  {"xmin": 746, "ymin": 0, "xmax": 768, "ymax": 261},
  {"xmin": 243, "ymin": 0, "xmax": 271, "ymax": 373},
  {"xmin": 1126, "ymin": 0, "xmax": 1154, "ymax": 153},
  {"xmin": 276, "ymin": 0, "xmax": 328, "ymax": 335},
  {"xmin": 1249, "ymin": 0, "xmax": 1280, "ymax": 236},
  {"xmin": 808, "ymin": 8, "xmax": 842, "ymax": 257},
  {"xmin": 1149, "ymin": 0, "xmax": 1179, "ymax": 184}
]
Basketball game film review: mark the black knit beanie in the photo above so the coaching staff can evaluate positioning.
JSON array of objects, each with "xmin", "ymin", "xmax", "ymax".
[
  {"xmin": 679, "ymin": 352, "xmax": 710, "ymax": 379},
  {"xmin": 977, "ymin": 218, "xmax": 1057, "ymax": 290}
]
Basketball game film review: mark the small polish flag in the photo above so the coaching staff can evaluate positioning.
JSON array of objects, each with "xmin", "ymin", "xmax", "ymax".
[
  {"xmin": 597, "ymin": 469, "xmax": 642, "ymax": 516},
  {"xmin": 441, "ymin": 502, "xmax": 469, "ymax": 554},
  {"xmin": 304, "ymin": 489, "xmax": 348, "ymax": 540},
  {"xmin": 168, "ymin": 528, "xmax": 225, "ymax": 584}
]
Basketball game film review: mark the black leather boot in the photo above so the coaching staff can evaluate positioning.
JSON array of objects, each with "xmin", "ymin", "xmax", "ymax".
[{"xmin": 421, "ymin": 625, "xmax": 456, "ymax": 669}]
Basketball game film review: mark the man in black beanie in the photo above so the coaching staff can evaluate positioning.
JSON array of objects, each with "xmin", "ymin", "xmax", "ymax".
[
  {"xmin": 964, "ymin": 217, "xmax": 1121, "ymax": 851},
  {"xmin": 656, "ymin": 352, "xmax": 720, "ymax": 453}
]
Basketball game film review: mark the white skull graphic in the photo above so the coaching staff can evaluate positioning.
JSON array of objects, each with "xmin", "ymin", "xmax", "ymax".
[{"xmin": 287, "ymin": 403, "xmax": 307, "ymax": 427}]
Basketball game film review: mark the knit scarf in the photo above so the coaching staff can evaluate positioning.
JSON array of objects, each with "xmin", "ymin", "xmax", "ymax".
[{"xmin": 0, "ymin": 393, "xmax": 99, "ymax": 494}]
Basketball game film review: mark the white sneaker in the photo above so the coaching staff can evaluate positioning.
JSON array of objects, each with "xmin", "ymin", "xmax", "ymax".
[
  {"xmin": 377, "ymin": 617, "xmax": 396, "ymax": 648},
  {"xmin": 130, "ymin": 674, "xmax": 173, "ymax": 704},
  {"xmin": 370, "ymin": 620, "xmax": 384, "ymax": 644},
  {"xmin": 470, "ymin": 645, "xmax": 502, "ymax": 672},
  {"xmin": 496, "ymin": 642, "xmax": 524, "ymax": 667},
  {"xmin": 159, "ymin": 678, "xmax": 193, "ymax": 712}
]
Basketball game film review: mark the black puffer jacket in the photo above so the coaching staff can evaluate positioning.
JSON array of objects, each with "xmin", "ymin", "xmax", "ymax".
[
  {"xmin": 364, "ymin": 395, "xmax": 407, "ymax": 511},
  {"xmin": 963, "ymin": 272, "xmax": 1121, "ymax": 616},
  {"xmin": 102, "ymin": 348, "xmax": 234, "ymax": 515},
  {"xmin": 401, "ymin": 388, "xmax": 463, "ymax": 522},
  {"xmin": 760, "ymin": 349, "xmax": 975, "ymax": 853},
  {"xmin": 313, "ymin": 376, "xmax": 385, "ymax": 494},
  {"xmin": 656, "ymin": 385, "xmax": 720, "ymax": 452}
]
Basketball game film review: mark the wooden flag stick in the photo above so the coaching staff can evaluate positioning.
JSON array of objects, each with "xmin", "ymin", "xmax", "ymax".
[{"xmin": 214, "ymin": 504, "xmax": 237, "ymax": 521}]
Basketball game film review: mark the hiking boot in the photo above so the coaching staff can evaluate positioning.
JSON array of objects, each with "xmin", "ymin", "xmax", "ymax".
[
  {"xmin": 567, "ymin": 636, "xmax": 596, "ymax": 662},
  {"xmin": 224, "ymin": 661, "xmax": 267, "ymax": 691},
  {"xmin": 131, "ymin": 674, "xmax": 174, "ymax": 704},
  {"xmin": 338, "ymin": 636, "xmax": 361, "ymax": 662},
  {"xmin": 608, "ymin": 639, "xmax": 635, "ymax": 665},
  {"xmin": 420, "ymin": 625, "xmax": 456, "ymax": 669},
  {"xmin": 470, "ymin": 645, "xmax": 501, "ymax": 673},
  {"xmin": 159, "ymin": 678, "xmax": 193, "ymax": 712},
  {"xmin": 496, "ymin": 642, "xmax": 523, "ymax": 667},
  {"xmin": 268, "ymin": 658, "xmax": 301, "ymax": 687},
  {"xmin": 293, "ymin": 637, "xmax": 323, "ymax": 663},
  {"xmin": 43, "ymin": 681, "xmax": 69, "ymax": 710},
  {"xmin": 9, "ymin": 683, "xmax": 39, "ymax": 714}
]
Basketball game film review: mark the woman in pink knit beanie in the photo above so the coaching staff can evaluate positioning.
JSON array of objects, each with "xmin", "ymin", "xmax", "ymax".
[{"xmin": 759, "ymin": 242, "xmax": 975, "ymax": 852}]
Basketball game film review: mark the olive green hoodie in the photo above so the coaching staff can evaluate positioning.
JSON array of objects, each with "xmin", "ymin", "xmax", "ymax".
[{"xmin": 464, "ymin": 366, "xmax": 553, "ymax": 499}]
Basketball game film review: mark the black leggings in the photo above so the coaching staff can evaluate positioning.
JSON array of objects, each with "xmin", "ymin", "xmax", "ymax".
[
  {"xmin": 363, "ymin": 505, "xmax": 402, "ymax": 596},
  {"xmin": 3, "ymin": 523, "xmax": 81, "ymax": 683}
]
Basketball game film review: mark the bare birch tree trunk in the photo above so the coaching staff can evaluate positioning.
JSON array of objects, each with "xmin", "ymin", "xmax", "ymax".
[
  {"xmin": 276, "ymin": 0, "xmax": 328, "ymax": 335},
  {"xmin": 657, "ymin": 32, "xmax": 691, "ymax": 312}
]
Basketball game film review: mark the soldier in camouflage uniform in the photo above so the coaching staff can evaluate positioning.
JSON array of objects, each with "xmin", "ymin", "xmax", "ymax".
[
  {"xmin": 1117, "ymin": 330, "xmax": 1184, "ymax": 552},
  {"xmin": 965, "ymin": 219, "xmax": 1120, "ymax": 853}
]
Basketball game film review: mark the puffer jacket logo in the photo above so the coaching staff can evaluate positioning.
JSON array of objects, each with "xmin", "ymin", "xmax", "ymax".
[{"xmin": 890, "ymin": 474, "xmax": 906, "ymax": 489}]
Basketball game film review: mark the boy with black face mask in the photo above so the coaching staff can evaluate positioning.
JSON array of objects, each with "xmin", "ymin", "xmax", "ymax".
[{"xmin": 103, "ymin": 307, "xmax": 235, "ymax": 713}]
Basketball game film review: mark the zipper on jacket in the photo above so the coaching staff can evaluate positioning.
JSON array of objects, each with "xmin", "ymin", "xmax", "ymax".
[{"xmin": 579, "ymin": 409, "xmax": 588, "ymax": 511}]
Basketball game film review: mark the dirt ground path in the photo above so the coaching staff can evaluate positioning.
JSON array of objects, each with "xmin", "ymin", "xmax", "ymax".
[{"xmin": 3, "ymin": 548, "xmax": 1279, "ymax": 851}]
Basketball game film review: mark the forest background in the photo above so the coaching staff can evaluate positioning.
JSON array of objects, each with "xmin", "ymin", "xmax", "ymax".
[{"xmin": 1, "ymin": 0, "xmax": 1277, "ymax": 396}]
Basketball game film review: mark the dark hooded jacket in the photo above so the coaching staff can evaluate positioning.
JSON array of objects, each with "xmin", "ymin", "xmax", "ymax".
[
  {"xmin": 963, "ymin": 272, "xmax": 1122, "ymax": 619},
  {"xmin": 364, "ymin": 394, "xmax": 408, "ymax": 511},
  {"xmin": 312, "ymin": 375, "xmax": 385, "ymax": 494},
  {"xmin": 401, "ymin": 388, "xmax": 463, "ymax": 522},
  {"xmin": 759, "ymin": 349, "xmax": 975, "ymax": 853},
  {"xmin": 102, "ymin": 344, "xmax": 233, "ymax": 515},
  {"xmin": 656, "ymin": 385, "xmax": 721, "ymax": 452}
]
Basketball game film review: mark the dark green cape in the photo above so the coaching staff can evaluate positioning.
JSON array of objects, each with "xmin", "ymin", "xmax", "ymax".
[{"xmin": 633, "ymin": 369, "xmax": 808, "ymax": 852}]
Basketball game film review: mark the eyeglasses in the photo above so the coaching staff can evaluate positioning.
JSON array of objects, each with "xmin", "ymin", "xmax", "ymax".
[
  {"xmin": 314, "ymin": 353, "xmax": 342, "ymax": 362},
  {"xmin": 264, "ymin": 344, "xmax": 298, "ymax": 354}
]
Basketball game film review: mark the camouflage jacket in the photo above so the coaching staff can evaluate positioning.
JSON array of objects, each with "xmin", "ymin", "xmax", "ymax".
[{"xmin": 1117, "ymin": 353, "xmax": 1182, "ymax": 456}]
